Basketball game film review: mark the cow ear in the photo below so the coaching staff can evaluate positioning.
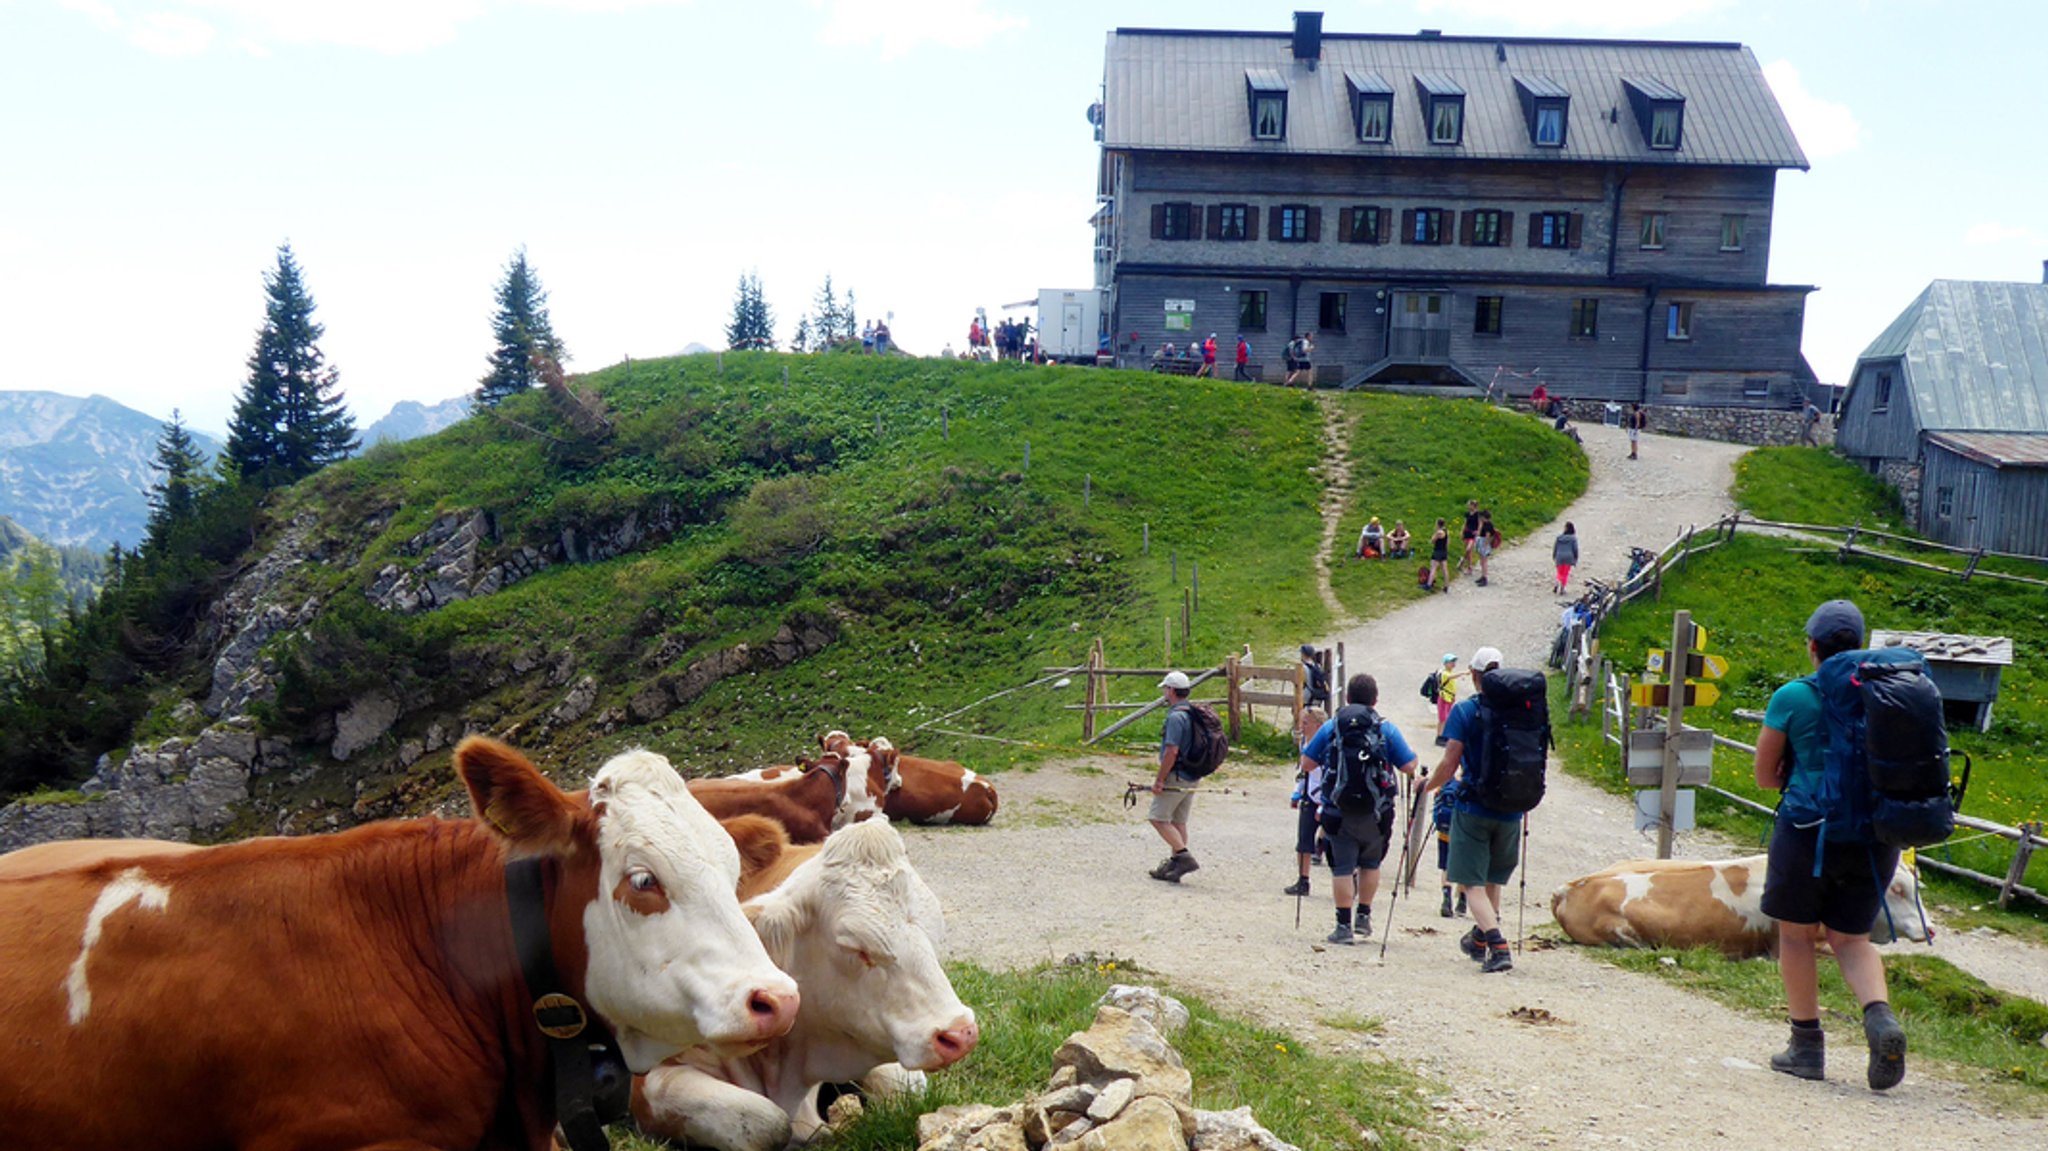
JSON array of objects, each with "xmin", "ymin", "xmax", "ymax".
[
  {"xmin": 721, "ymin": 814, "xmax": 789, "ymax": 884},
  {"xmin": 455, "ymin": 737, "xmax": 581, "ymax": 858}
]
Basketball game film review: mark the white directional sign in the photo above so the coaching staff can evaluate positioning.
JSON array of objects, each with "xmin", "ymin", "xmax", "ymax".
[
  {"xmin": 1625, "ymin": 727, "xmax": 1714, "ymax": 786},
  {"xmin": 1635, "ymin": 788, "xmax": 1696, "ymax": 834}
]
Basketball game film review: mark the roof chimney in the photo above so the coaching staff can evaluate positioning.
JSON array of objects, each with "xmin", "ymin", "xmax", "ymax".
[{"xmin": 1292, "ymin": 11, "xmax": 1323, "ymax": 64}]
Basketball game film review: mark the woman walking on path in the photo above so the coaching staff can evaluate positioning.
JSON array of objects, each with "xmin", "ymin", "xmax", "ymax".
[
  {"xmin": 1552, "ymin": 521, "xmax": 1580, "ymax": 595},
  {"xmin": 1428, "ymin": 518, "xmax": 1452, "ymax": 594},
  {"xmin": 1458, "ymin": 500, "xmax": 1481, "ymax": 572},
  {"xmin": 1473, "ymin": 510, "xmax": 1498, "ymax": 587}
]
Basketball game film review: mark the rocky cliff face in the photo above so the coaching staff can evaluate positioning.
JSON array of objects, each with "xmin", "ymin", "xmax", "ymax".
[
  {"xmin": 0, "ymin": 390, "xmax": 221, "ymax": 550},
  {"xmin": 361, "ymin": 396, "xmax": 472, "ymax": 447}
]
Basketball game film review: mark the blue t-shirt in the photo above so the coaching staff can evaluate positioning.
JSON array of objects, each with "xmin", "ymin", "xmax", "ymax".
[
  {"xmin": 1301, "ymin": 712, "xmax": 1417, "ymax": 810},
  {"xmin": 1764, "ymin": 676, "xmax": 1826, "ymax": 820},
  {"xmin": 1440, "ymin": 696, "xmax": 1523, "ymax": 822}
]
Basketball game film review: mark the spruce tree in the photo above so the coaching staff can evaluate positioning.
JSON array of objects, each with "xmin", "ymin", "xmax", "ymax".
[
  {"xmin": 145, "ymin": 410, "xmax": 207, "ymax": 550},
  {"xmin": 725, "ymin": 271, "xmax": 776, "ymax": 351},
  {"xmin": 478, "ymin": 247, "xmax": 566, "ymax": 406},
  {"xmin": 791, "ymin": 316, "xmax": 812, "ymax": 354},
  {"xmin": 810, "ymin": 275, "xmax": 841, "ymax": 350},
  {"xmin": 222, "ymin": 243, "xmax": 357, "ymax": 486},
  {"xmin": 841, "ymin": 289, "xmax": 858, "ymax": 341}
]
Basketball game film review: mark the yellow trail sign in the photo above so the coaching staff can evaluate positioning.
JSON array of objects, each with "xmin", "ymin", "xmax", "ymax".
[
  {"xmin": 1629, "ymin": 680, "xmax": 1722, "ymax": 709},
  {"xmin": 1646, "ymin": 649, "xmax": 1729, "ymax": 679}
]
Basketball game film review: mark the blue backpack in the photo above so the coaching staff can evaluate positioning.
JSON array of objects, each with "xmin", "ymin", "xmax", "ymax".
[{"xmin": 1789, "ymin": 647, "xmax": 1971, "ymax": 868}]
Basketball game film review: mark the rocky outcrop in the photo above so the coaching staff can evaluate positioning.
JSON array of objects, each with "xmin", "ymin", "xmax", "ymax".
[
  {"xmin": 0, "ymin": 719, "xmax": 282, "ymax": 852},
  {"xmin": 366, "ymin": 505, "xmax": 686, "ymax": 615},
  {"xmin": 331, "ymin": 693, "xmax": 400, "ymax": 762},
  {"xmin": 205, "ymin": 513, "xmax": 325, "ymax": 717},
  {"xmin": 625, "ymin": 616, "xmax": 840, "ymax": 725},
  {"xmin": 910, "ymin": 991, "xmax": 1301, "ymax": 1151}
]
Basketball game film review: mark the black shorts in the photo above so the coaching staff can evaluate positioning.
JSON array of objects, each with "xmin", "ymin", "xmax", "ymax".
[
  {"xmin": 1325, "ymin": 805, "xmax": 1394, "ymax": 874},
  {"xmin": 1295, "ymin": 802, "xmax": 1320, "ymax": 855},
  {"xmin": 1760, "ymin": 821, "xmax": 1901, "ymax": 936}
]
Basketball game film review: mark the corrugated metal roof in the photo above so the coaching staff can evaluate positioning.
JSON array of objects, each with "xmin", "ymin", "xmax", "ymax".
[
  {"xmin": 1344, "ymin": 68, "xmax": 1393, "ymax": 95},
  {"xmin": 1245, "ymin": 68, "xmax": 1289, "ymax": 92},
  {"xmin": 1102, "ymin": 30, "xmax": 1808, "ymax": 168},
  {"xmin": 1623, "ymin": 76, "xmax": 1686, "ymax": 102},
  {"xmin": 1516, "ymin": 75, "xmax": 1572, "ymax": 99},
  {"xmin": 1854, "ymin": 281, "xmax": 2048, "ymax": 433},
  {"xmin": 1926, "ymin": 431, "xmax": 2048, "ymax": 467},
  {"xmin": 1414, "ymin": 71, "xmax": 1466, "ymax": 96}
]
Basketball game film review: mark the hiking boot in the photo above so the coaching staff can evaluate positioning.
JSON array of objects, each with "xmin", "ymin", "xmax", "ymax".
[
  {"xmin": 1456, "ymin": 892, "xmax": 1468, "ymax": 916},
  {"xmin": 1325, "ymin": 923, "xmax": 1356, "ymax": 946},
  {"xmin": 1439, "ymin": 888, "xmax": 1454, "ymax": 918},
  {"xmin": 1863, "ymin": 1003, "xmax": 1906, "ymax": 1091},
  {"xmin": 1282, "ymin": 877, "xmax": 1311, "ymax": 897},
  {"xmin": 1166, "ymin": 851, "xmax": 1200, "ymax": 880},
  {"xmin": 1355, "ymin": 910, "xmax": 1373, "ymax": 939},
  {"xmin": 1770, "ymin": 1025, "xmax": 1826, "ymax": 1081},
  {"xmin": 1481, "ymin": 947, "xmax": 1514, "ymax": 974},
  {"xmin": 1459, "ymin": 927, "xmax": 1486, "ymax": 961},
  {"xmin": 1476, "ymin": 577, "xmax": 1489, "ymax": 587},
  {"xmin": 1148, "ymin": 857, "xmax": 1178, "ymax": 882}
]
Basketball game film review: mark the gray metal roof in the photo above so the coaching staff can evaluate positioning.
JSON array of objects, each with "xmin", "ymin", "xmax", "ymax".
[
  {"xmin": 1102, "ymin": 29, "xmax": 1808, "ymax": 168},
  {"xmin": 1414, "ymin": 71, "xmax": 1466, "ymax": 97},
  {"xmin": 1245, "ymin": 68, "xmax": 1289, "ymax": 92},
  {"xmin": 1855, "ymin": 281, "xmax": 2048, "ymax": 433},
  {"xmin": 1516, "ymin": 75, "xmax": 1572, "ymax": 100},
  {"xmin": 1925, "ymin": 431, "xmax": 2048, "ymax": 468},
  {"xmin": 1623, "ymin": 76, "xmax": 1687, "ymax": 102},
  {"xmin": 1344, "ymin": 68, "xmax": 1393, "ymax": 95}
]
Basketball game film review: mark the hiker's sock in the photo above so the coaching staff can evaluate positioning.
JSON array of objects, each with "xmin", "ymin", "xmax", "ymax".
[
  {"xmin": 1483, "ymin": 928, "xmax": 1508, "ymax": 948},
  {"xmin": 1791, "ymin": 1018, "xmax": 1821, "ymax": 1032},
  {"xmin": 1335, "ymin": 907, "xmax": 1352, "ymax": 928}
]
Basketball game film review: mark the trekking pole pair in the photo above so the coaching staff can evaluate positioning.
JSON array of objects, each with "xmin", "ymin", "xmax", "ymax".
[
  {"xmin": 1379, "ymin": 777, "xmax": 1428, "ymax": 959},
  {"xmin": 1516, "ymin": 811, "xmax": 1531, "ymax": 953}
]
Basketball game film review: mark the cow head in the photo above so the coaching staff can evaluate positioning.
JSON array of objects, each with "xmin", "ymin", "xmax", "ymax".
[
  {"xmin": 861, "ymin": 737, "xmax": 904, "ymax": 797},
  {"xmin": 804, "ymin": 740, "xmax": 885, "ymax": 829},
  {"xmin": 456, "ymin": 739, "xmax": 800, "ymax": 1073},
  {"xmin": 748, "ymin": 820, "xmax": 978, "ymax": 1075},
  {"xmin": 1872, "ymin": 860, "xmax": 1932, "ymax": 945}
]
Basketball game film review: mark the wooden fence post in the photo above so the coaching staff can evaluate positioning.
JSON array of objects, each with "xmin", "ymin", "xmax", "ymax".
[
  {"xmin": 2001, "ymin": 821, "xmax": 2042, "ymax": 909},
  {"xmin": 1142, "ymin": 523, "xmax": 1150, "ymax": 555},
  {"xmin": 1192, "ymin": 562, "xmax": 1200, "ymax": 612},
  {"xmin": 782, "ymin": 364, "xmax": 789, "ymax": 388},
  {"xmin": 1225, "ymin": 656, "xmax": 1242, "ymax": 742},
  {"xmin": 1181, "ymin": 588, "xmax": 1192, "ymax": 644},
  {"xmin": 1084, "ymin": 474, "xmax": 1091, "ymax": 510},
  {"xmin": 1681, "ymin": 526, "xmax": 1695, "ymax": 569},
  {"xmin": 1024, "ymin": 440, "xmax": 1030, "ymax": 472}
]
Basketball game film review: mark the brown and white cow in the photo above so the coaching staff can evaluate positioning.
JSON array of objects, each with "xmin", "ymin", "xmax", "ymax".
[
  {"xmin": 1550, "ymin": 853, "xmax": 1930, "ymax": 959},
  {"xmin": 634, "ymin": 817, "xmax": 980, "ymax": 1151},
  {"xmin": 854, "ymin": 736, "xmax": 999, "ymax": 825},
  {"xmin": 718, "ymin": 736, "xmax": 891, "ymax": 830},
  {"xmin": 0, "ymin": 737, "xmax": 799, "ymax": 1151},
  {"xmin": 688, "ymin": 747, "xmax": 870, "ymax": 844}
]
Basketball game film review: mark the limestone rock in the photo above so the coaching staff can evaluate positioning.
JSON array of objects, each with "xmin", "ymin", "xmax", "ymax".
[
  {"xmin": 1191, "ymin": 1106, "xmax": 1303, "ymax": 1151},
  {"xmin": 1052, "ymin": 1006, "xmax": 1193, "ymax": 1107},
  {"xmin": 825, "ymin": 1091, "xmax": 865, "ymax": 1129},
  {"xmin": 1039, "ymin": 1085, "xmax": 1097, "ymax": 1114},
  {"xmin": 331, "ymin": 693, "xmax": 399, "ymax": 761},
  {"xmin": 918, "ymin": 1104, "xmax": 1001, "ymax": 1147},
  {"xmin": 1074, "ymin": 1096, "xmax": 1183, "ymax": 1151},
  {"xmin": 1049, "ymin": 1117, "xmax": 1094, "ymax": 1145},
  {"xmin": 548, "ymin": 675, "xmax": 599, "ymax": 727},
  {"xmin": 1086, "ymin": 1078, "xmax": 1136, "ymax": 1123},
  {"xmin": 1097, "ymin": 985, "xmax": 1191, "ymax": 1035}
]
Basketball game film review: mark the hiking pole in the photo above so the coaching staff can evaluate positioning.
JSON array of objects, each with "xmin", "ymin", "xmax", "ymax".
[
  {"xmin": 1516, "ymin": 810, "xmax": 1531, "ymax": 954},
  {"xmin": 1379, "ymin": 779, "xmax": 1425, "ymax": 960}
]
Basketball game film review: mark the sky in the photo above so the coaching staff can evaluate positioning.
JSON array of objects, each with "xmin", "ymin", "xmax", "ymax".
[{"xmin": 3, "ymin": 0, "xmax": 2044, "ymax": 437}]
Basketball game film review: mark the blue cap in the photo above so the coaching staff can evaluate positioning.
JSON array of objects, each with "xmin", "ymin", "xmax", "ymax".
[{"xmin": 1805, "ymin": 599, "xmax": 1865, "ymax": 642}]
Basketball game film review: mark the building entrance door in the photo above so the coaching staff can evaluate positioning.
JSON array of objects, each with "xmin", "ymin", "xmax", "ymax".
[{"xmin": 1390, "ymin": 292, "xmax": 1451, "ymax": 359}]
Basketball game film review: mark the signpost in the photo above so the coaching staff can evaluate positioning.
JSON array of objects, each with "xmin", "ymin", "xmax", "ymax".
[
  {"xmin": 1628, "ymin": 681, "xmax": 1722, "ymax": 708},
  {"xmin": 1646, "ymin": 609, "xmax": 1729, "ymax": 859}
]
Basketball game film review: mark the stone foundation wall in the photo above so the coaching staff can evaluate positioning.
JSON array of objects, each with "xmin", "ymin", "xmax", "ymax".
[
  {"xmin": 1878, "ymin": 458, "xmax": 1923, "ymax": 525},
  {"xmin": 1549, "ymin": 399, "xmax": 1835, "ymax": 448}
]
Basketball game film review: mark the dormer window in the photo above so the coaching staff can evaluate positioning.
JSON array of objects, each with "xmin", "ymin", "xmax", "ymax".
[
  {"xmin": 1345, "ymin": 69, "xmax": 1393, "ymax": 144},
  {"xmin": 1623, "ymin": 77, "xmax": 1686, "ymax": 151},
  {"xmin": 1514, "ymin": 76, "xmax": 1570, "ymax": 148},
  {"xmin": 1414, "ymin": 73, "xmax": 1465, "ymax": 146},
  {"xmin": 1246, "ymin": 70, "xmax": 1288, "ymax": 141}
]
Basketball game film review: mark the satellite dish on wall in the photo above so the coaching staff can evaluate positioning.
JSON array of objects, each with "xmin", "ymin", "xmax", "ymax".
[{"xmin": 1086, "ymin": 102, "xmax": 1104, "ymax": 126}]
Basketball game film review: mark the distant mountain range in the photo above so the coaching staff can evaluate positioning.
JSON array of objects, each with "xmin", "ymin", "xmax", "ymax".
[
  {"xmin": 362, "ymin": 395, "xmax": 472, "ymax": 447},
  {"xmin": 0, "ymin": 391, "xmax": 474, "ymax": 551},
  {"xmin": 0, "ymin": 392, "xmax": 222, "ymax": 552}
]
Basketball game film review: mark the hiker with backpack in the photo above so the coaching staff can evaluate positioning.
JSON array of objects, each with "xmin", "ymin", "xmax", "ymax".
[
  {"xmin": 1421, "ymin": 646, "xmax": 1551, "ymax": 973},
  {"xmin": 1148, "ymin": 670, "xmax": 1227, "ymax": 882},
  {"xmin": 1427, "ymin": 652, "xmax": 1457, "ymax": 746},
  {"xmin": 1754, "ymin": 599, "xmax": 1933, "ymax": 1091},
  {"xmin": 1297, "ymin": 674, "xmax": 1421, "ymax": 944},
  {"xmin": 1283, "ymin": 706, "xmax": 1330, "ymax": 897}
]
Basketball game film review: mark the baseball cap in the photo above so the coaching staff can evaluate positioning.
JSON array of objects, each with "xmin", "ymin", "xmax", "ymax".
[
  {"xmin": 1300, "ymin": 643, "xmax": 1317, "ymax": 656},
  {"xmin": 1470, "ymin": 646, "xmax": 1504, "ymax": 671},
  {"xmin": 1804, "ymin": 599, "xmax": 1865, "ymax": 643},
  {"xmin": 1442, "ymin": 652, "xmax": 1458, "ymax": 665},
  {"xmin": 1159, "ymin": 670, "xmax": 1192, "ymax": 690}
]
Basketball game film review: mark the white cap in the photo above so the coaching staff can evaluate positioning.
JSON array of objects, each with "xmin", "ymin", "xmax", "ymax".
[
  {"xmin": 1471, "ymin": 646, "xmax": 1504, "ymax": 671},
  {"xmin": 1159, "ymin": 670, "xmax": 1192, "ymax": 690}
]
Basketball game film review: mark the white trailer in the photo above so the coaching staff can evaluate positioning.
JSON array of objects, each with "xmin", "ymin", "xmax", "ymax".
[{"xmin": 1036, "ymin": 289, "xmax": 1105, "ymax": 364}]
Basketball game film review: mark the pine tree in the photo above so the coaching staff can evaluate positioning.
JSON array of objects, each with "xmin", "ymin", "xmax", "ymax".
[
  {"xmin": 725, "ymin": 271, "xmax": 776, "ymax": 351},
  {"xmin": 478, "ymin": 247, "xmax": 566, "ymax": 406},
  {"xmin": 791, "ymin": 315, "xmax": 812, "ymax": 354},
  {"xmin": 811, "ymin": 275, "xmax": 842, "ymax": 350},
  {"xmin": 145, "ymin": 410, "xmax": 208, "ymax": 549},
  {"xmin": 841, "ymin": 289, "xmax": 859, "ymax": 341},
  {"xmin": 222, "ymin": 243, "xmax": 357, "ymax": 486}
]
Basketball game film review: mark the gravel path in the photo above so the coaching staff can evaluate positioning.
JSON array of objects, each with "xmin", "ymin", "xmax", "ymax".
[{"xmin": 904, "ymin": 419, "xmax": 2048, "ymax": 1149}]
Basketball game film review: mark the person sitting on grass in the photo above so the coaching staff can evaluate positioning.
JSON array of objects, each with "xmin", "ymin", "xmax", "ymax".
[
  {"xmin": 1387, "ymin": 520, "xmax": 1412, "ymax": 559},
  {"xmin": 1357, "ymin": 517, "xmax": 1385, "ymax": 559}
]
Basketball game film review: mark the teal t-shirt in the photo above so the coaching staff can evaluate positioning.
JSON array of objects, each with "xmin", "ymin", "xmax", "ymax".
[{"xmin": 1763, "ymin": 675, "xmax": 1825, "ymax": 814}]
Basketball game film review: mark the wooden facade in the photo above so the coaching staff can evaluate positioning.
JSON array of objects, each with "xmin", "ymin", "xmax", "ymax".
[
  {"xmin": 1096, "ymin": 23, "xmax": 1816, "ymax": 407},
  {"xmin": 1919, "ymin": 441, "xmax": 2048, "ymax": 558}
]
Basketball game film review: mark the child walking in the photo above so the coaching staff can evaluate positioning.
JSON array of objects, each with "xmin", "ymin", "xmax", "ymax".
[
  {"xmin": 1553, "ymin": 521, "xmax": 1579, "ymax": 595},
  {"xmin": 1283, "ymin": 707, "xmax": 1329, "ymax": 895},
  {"xmin": 1434, "ymin": 777, "xmax": 1468, "ymax": 918},
  {"xmin": 1433, "ymin": 652, "xmax": 1458, "ymax": 745}
]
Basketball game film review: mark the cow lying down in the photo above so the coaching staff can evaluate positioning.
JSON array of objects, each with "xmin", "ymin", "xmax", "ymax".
[
  {"xmin": 842, "ymin": 734, "xmax": 1000, "ymax": 825},
  {"xmin": 633, "ymin": 815, "xmax": 979, "ymax": 1151},
  {"xmin": 1550, "ymin": 853, "xmax": 1929, "ymax": 959}
]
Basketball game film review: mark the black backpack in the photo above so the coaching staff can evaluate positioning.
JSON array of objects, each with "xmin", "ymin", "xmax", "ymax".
[
  {"xmin": 1175, "ymin": 703, "xmax": 1229, "ymax": 779},
  {"xmin": 1321, "ymin": 705, "xmax": 1396, "ymax": 817},
  {"xmin": 1419, "ymin": 670, "xmax": 1441, "ymax": 703},
  {"xmin": 1796, "ymin": 647, "xmax": 1971, "ymax": 849},
  {"xmin": 1467, "ymin": 668, "xmax": 1550, "ymax": 814}
]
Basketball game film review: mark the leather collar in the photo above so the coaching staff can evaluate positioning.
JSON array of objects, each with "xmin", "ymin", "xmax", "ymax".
[{"xmin": 505, "ymin": 857, "xmax": 630, "ymax": 1151}]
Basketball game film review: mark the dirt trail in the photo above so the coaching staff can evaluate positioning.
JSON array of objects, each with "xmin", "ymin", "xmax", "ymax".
[
  {"xmin": 1309, "ymin": 393, "xmax": 1356, "ymax": 622},
  {"xmin": 904, "ymin": 419, "xmax": 2048, "ymax": 1149}
]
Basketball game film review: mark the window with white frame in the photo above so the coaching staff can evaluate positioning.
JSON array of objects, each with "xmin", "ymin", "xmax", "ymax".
[
  {"xmin": 1534, "ymin": 103, "xmax": 1565, "ymax": 146},
  {"xmin": 1253, "ymin": 94, "xmax": 1286, "ymax": 140},
  {"xmin": 1357, "ymin": 96, "xmax": 1391, "ymax": 143},
  {"xmin": 1430, "ymin": 97, "xmax": 1463, "ymax": 144}
]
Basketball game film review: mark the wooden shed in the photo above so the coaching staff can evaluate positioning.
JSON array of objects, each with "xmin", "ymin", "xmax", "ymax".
[{"xmin": 1870, "ymin": 629, "xmax": 2013, "ymax": 733}]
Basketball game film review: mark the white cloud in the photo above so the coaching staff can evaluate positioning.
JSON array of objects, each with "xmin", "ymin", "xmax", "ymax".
[
  {"xmin": 60, "ymin": 0, "xmax": 695, "ymax": 56},
  {"xmin": 1761, "ymin": 61, "xmax": 1862, "ymax": 161},
  {"xmin": 811, "ymin": 0, "xmax": 1026, "ymax": 60},
  {"xmin": 1963, "ymin": 222, "xmax": 2039, "ymax": 247},
  {"xmin": 1411, "ymin": 0, "xmax": 1731, "ymax": 32}
]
